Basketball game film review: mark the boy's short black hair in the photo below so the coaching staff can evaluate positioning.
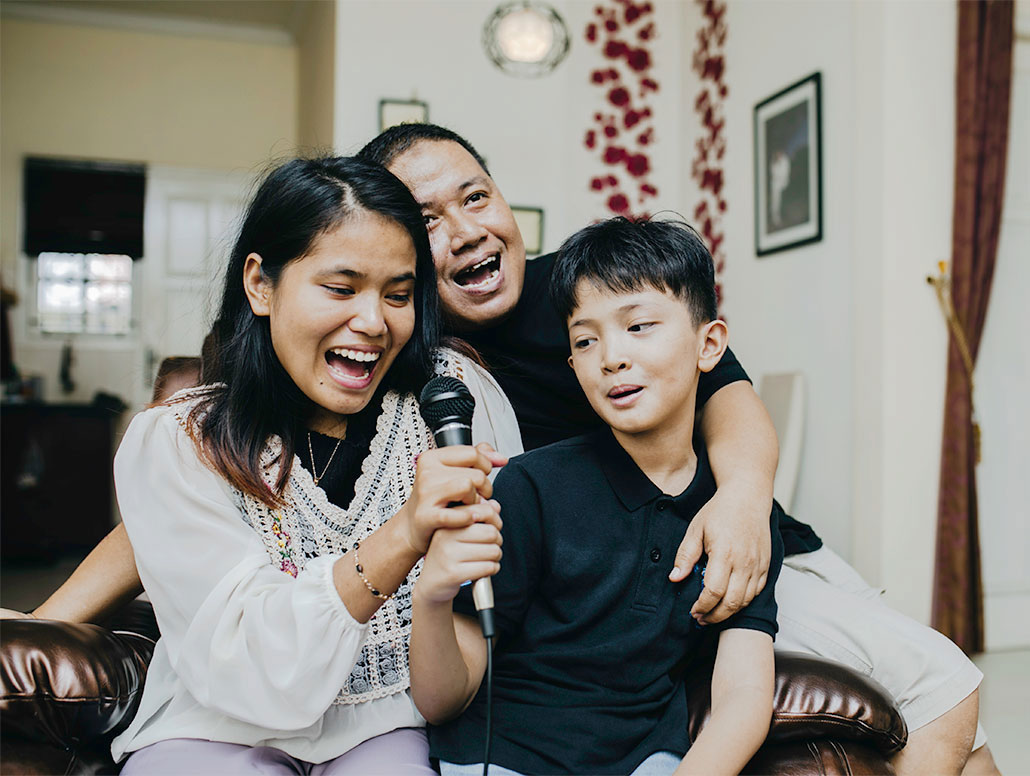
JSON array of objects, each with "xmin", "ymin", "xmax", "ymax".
[
  {"xmin": 357, "ymin": 123, "xmax": 490, "ymax": 175},
  {"xmin": 551, "ymin": 216, "xmax": 718, "ymax": 326}
]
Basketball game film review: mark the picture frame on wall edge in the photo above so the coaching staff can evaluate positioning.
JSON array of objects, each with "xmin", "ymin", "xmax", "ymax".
[
  {"xmin": 379, "ymin": 99, "xmax": 429, "ymax": 133},
  {"xmin": 753, "ymin": 71, "xmax": 823, "ymax": 257},
  {"xmin": 510, "ymin": 206, "xmax": 544, "ymax": 256}
]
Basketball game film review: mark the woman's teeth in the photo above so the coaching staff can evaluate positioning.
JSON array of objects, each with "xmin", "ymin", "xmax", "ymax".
[
  {"xmin": 330, "ymin": 348, "xmax": 380, "ymax": 363},
  {"xmin": 326, "ymin": 348, "xmax": 380, "ymax": 380}
]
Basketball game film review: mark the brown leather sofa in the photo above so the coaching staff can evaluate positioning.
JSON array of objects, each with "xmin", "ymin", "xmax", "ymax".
[{"xmin": 1, "ymin": 602, "xmax": 906, "ymax": 775}]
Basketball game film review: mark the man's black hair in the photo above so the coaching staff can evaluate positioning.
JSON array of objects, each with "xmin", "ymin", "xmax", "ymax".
[
  {"xmin": 551, "ymin": 216, "xmax": 718, "ymax": 326},
  {"xmin": 358, "ymin": 123, "xmax": 490, "ymax": 175}
]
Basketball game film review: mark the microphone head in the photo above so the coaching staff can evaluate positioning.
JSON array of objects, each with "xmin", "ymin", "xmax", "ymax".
[{"xmin": 419, "ymin": 375, "xmax": 476, "ymax": 430}]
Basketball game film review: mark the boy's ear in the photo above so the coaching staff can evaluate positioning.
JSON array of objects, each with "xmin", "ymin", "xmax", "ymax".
[
  {"xmin": 697, "ymin": 319, "xmax": 729, "ymax": 373},
  {"xmin": 242, "ymin": 253, "xmax": 272, "ymax": 317}
]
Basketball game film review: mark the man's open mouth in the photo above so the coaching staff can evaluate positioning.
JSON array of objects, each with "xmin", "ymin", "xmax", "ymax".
[
  {"xmin": 454, "ymin": 254, "xmax": 501, "ymax": 289},
  {"xmin": 326, "ymin": 347, "xmax": 381, "ymax": 381}
]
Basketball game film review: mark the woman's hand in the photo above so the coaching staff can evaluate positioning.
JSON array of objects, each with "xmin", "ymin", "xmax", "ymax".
[
  {"xmin": 416, "ymin": 511, "xmax": 503, "ymax": 605},
  {"xmin": 399, "ymin": 442, "xmax": 507, "ymax": 556}
]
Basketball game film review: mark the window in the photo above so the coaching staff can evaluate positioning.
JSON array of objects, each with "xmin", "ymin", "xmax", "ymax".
[{"xmin": 36, "ymin": 253, "xmax": 133, "ymax": 335}]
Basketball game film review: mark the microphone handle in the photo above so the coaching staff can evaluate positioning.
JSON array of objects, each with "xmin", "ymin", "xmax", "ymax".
[
  {"xmin": 472, "ymin": 579, "xmax": 496, "ymax": 639},
  {"xmin": 432, "ymin": 421, "xmax": 473, "ymax": 449},
  {"xmin": 430, "ymin": 418, "xmax": 495, "ymax": 639}
]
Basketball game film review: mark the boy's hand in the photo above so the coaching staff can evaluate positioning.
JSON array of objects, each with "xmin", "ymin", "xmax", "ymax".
[
  {"xmin": 416, "ymin": 514, "xmax": 503, "ymax": 605},
  {"xmin": 669, "ymin": 486, "xmax": 771, "ymax": 624},
  {"xmin": 400, "ymin": 443, "xmax": 507, "ymax": 556}
]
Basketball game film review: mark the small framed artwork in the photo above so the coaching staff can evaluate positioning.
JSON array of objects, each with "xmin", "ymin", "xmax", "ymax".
[
  {"xmin": 511, "ymin": 206, "xmax": 544, "ymax": 256},
  {"xmin": 378, "ymin": 99, "xmax": 429, "ymax": 132},
  {"xmin": 753, "ymin": 72, "xmax": 823, "ymax": 256}
]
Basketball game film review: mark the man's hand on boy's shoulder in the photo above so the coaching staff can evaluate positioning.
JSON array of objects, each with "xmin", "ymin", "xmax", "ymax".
[{"xmin": 669, "ymin": 487, "xmax": 772, "ymax": 625}]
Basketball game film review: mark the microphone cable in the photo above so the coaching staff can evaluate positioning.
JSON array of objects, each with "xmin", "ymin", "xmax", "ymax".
[{"xmin": 483, "ymin": 635, "xmax": 493, "ymax": 776}]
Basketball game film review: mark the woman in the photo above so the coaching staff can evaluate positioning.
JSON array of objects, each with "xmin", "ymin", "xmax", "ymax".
[{"xmin": 108, "ymin": 156, "xmax": 519, "ymax": 773}]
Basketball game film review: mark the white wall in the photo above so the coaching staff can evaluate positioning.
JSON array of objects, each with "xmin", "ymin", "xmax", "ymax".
[
  {"xmin": 978, "ymin": 13, "xmax": 1030, "ymax": 651},
  {"xmin": 857, "ymin": 0, "xmax": 957, "ymax": 624},
  {"xmin": 332, "ymin": 0, "xmax": 687, "ymax": 254},
  {"xmin": 680, "ymin": 0, "xmax": 1028, "ymax": 636},
  {"xmin": 681, "ymin": 0, "xmax": 964, "ymax": 624},
  {"xmin": 686, "ymin": 0, "xmax": 858, "ymax": 562}
]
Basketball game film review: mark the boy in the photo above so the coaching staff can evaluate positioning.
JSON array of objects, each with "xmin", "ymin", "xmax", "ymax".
[{"xmin": 410, "ymin": 217, "xmax": 784, "ymax": 775}]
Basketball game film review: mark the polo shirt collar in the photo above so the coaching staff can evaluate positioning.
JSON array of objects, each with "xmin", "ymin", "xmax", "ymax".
[
  {"xmin": 593, "ymin": 427, "xmax": 713, "ymax": 514},
  {"xmin": 593, "ymin": 428, "xmax": 663, "ymax": 511}
]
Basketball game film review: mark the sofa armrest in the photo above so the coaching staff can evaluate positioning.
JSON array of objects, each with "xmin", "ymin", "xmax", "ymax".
[
  {"xmin": 686, "ymin": 651, "xmax": 908, "ymax": 755},
  {"xmin": 0, "ymin": 601, "xmax": 157, "ymax": 749}
]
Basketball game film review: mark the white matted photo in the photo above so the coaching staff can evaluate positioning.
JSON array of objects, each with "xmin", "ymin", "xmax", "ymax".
[
  {"xmin": 753, "ymin": 72, "xmax": 822, "ymax": 256},
  {"xmin": 378, "ymin": 99, "xmax": 429, "ymax": 132},
  {"xmin": 511, "ymin": 206, "xmax": 544, "ymax": 256}
]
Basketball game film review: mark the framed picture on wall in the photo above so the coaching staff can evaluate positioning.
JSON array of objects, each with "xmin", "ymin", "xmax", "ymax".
[
  {"xmin": 378, "ymin": 99, "xmax": 429, "ymax": 132},
  {"xmin": 753, "ymin": 72, "xmax": 823, "ymax": 256},
  {"xmin": 511, "ymin": 206, "xmax": 544, "ymax": 256}
]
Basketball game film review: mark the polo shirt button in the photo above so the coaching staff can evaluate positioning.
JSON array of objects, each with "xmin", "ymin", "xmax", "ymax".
[
  {"xmin": 650, "ymin": 547, "xmax": 662, "ymax": 563},
  {"xmin": 657, "ymin": 500, "xmax": 668, "ymax": 512}
]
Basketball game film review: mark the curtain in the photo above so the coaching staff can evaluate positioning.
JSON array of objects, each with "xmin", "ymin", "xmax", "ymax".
[{"xmin": 932, "ymin": 0, "xmax": 1014, "ymax": 654}]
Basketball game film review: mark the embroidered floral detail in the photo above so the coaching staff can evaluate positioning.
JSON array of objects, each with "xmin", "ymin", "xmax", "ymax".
[{"xmin": 271, "ymin": 511, "xmax": 298, "ymax": 577}]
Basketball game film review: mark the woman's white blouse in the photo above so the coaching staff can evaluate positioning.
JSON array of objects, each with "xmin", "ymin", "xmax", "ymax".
[{"xmin": 111, "ymin": 358, "xmax": 522, "ymax": 763}]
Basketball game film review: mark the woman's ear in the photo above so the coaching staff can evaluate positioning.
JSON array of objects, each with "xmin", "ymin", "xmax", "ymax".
[
  {"xmin": 242, "ymin": 253, "xmax": 272, "ymax": 316},
  {"xmin": 697, "ymin": 319, "xmax": 729, "ymax": 373}
]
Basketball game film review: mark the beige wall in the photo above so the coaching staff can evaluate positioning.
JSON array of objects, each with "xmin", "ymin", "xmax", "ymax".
[
  {"xmin": 297, "ymin": 0, "xmax": 335, "ymax": 152},
  {"xmin": 0, "ymin": 17, "xmax": 299, "ymax": 283}
]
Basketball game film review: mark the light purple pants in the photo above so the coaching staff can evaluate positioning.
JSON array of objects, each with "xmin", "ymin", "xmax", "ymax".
[{"xmin": 120, "ymin": 727, "xmax": 437, "ymax": 775}]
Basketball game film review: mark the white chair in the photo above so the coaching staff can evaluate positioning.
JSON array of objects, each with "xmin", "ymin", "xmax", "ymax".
[{"xmin": 758, "ymin": 372, "xmax": 805, "ymax": 513}]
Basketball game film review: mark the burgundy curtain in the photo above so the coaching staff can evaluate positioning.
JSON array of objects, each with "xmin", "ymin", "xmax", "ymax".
[{"xmin": 932, "ymin": 0, "xmax": 1014, "ymax": 654}]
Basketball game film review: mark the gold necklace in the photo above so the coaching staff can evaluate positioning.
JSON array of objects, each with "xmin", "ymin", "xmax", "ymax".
[{"xmin": 307, "ymin": 431, "xmax": 344, "ymax": 487}]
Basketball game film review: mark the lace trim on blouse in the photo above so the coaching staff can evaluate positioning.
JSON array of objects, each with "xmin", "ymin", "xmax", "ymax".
[{"xmin": 168, "ymin": 349, "xmax": 467, "ymax": 706}]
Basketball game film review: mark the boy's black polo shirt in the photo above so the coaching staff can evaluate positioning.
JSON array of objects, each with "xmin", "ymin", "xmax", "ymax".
[
  {"xmin": 429, "ymin": 430, "xmax": 785, "ymax": 775},
  {"xmin": 459, "ymin": 251, "xmax": 821, "ymax": 556}
]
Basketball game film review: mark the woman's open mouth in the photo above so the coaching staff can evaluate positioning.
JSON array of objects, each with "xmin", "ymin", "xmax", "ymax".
[
  {"xmin": 325, "ymin": 347, "xmax": 381, "ymax": 388},
  {"xmin": 454, "ymin": 254, "xmax": 502, "ymax": 292}
]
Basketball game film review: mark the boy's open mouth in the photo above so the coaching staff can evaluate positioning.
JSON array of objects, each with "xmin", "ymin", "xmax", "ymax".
[
  {"xmin": 325, "ymin": 347, "xmax": 381, "ymax": 381},
  {"xmin": 608, "ymin": 385, "xmax": 643, "ymax": 400},
  {"xmin": 454, "ymin": 254, "xmax": 501, "ymax": 289}
]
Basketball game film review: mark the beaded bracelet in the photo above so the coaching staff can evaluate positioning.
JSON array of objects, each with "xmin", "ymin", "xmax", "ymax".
[{"xmin": 353, "ymin": 544, "xmax": 394, "ymax": 601}]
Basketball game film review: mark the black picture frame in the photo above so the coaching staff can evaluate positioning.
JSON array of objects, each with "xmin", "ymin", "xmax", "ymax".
[
  {"xmin": 378, "ymin": 99, "xmax": 429, "ymax": 132},
  {"xmin": 753, "ymin": 72, "xmax": 823, "ymax": 256}
]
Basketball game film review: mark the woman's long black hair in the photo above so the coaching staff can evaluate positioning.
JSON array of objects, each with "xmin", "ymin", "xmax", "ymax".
[{"xmin": 189, "ymin": 156, "xmax": 441, "ymax": 506}]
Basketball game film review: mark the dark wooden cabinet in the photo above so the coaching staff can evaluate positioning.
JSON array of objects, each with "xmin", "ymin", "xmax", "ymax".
[{"xmin": 1, "ymin": 403, "xmax": 121, "ymax": 562}]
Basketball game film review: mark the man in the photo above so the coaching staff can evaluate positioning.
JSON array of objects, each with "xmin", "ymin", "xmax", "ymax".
[{"xmin": 358, "ymin": 124, "xmax": 995, "ymax": 775}]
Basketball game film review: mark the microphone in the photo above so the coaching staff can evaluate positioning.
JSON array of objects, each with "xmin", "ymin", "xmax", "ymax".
[{"xmin": 419, "ymin": 376, "xmax": 495, "ymax": 639}]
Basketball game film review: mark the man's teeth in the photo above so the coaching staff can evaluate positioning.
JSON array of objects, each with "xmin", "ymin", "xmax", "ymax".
[
  {"xmin": 463, "ymin": 268, "xmax": 500, "ymax": 289},
  {"xmin": 331, "ymin": 348, "xmax": 380, "ymax": 363},
  {"xmin": 458, "ymin": 256, "xmax": 501, "ymax": 289}
]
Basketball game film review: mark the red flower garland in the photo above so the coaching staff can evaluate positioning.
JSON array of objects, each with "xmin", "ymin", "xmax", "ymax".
[
  {"xmin": 584, "ymin": 0, "xmax": 659, "ymax": 218},
  {"xmin": 690, "ymin": 0, "xmax": 729, "ymax": 305}
]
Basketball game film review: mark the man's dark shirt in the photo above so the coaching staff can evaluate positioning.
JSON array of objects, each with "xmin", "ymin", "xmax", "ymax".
[
  {"xmin": 455, "ymin": 252, "xmax": 821, "ymax": 555},
  {"xmin": 430, "ymin": 430, "xmax": 785, "ymax": 774}
]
